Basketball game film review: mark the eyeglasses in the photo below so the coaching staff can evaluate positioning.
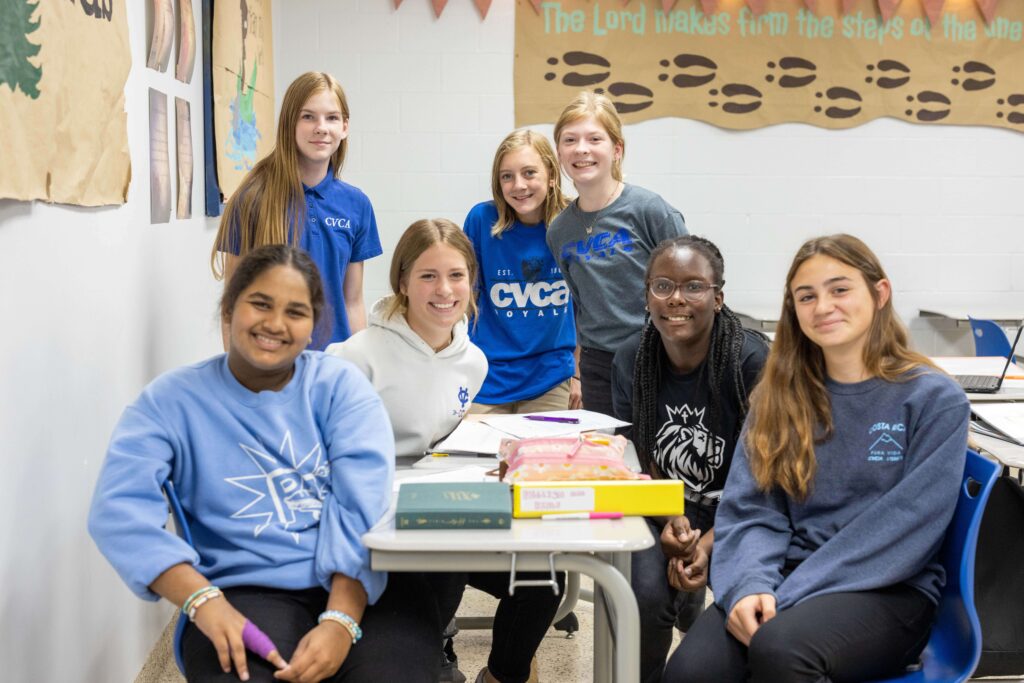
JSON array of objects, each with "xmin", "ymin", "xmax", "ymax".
[{"xmin": 648, "ymin": 278, "xmax": 720, "ymax": 302}]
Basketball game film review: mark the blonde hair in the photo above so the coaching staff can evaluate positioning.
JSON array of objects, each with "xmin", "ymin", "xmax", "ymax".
[
  {"xmin": 211, "ymin": 72, "xmax": 350, "ymax": 279},
  {"xmin": 745, "ymin": 234, "xmax": 936, "ymax": 500},
  {"xmin": 385, "ymin": 219, "xmax": 479, "ymax": 322},
  {"xmin": 489, "ymin": 130, "xmax": 567, "ymax": 237},
  {"xmin": 553, "ymin": 91, "xmax": 625, "ymax": 182}
]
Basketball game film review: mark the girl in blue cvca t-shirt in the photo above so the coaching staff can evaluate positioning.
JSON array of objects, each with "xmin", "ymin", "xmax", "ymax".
[
  {"xmin": 463, "ymin": 129, "xmax": 579, "ymax": 414},
  {"xmin": 211, "ymin": 72, "xmax": 382, "ymax": 349},
  {"xmin": 88, "ymin": 246, "xmax": 439, "ymax": 683}
]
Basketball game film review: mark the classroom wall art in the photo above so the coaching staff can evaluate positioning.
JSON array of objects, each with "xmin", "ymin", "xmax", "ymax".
[
  {"xmin": 148, "ymin": 0, "xmax": 174, "ymax": 71},
  {"xmin": 176, "ymin": 97, "xmax": 193, "ymax": 219},
  {"xmin": 514, "ymin": 0, "xmax": 1024, "ymax": 132},
  {"xmin": 211, "ymin": 0, "xmax": 274, "ymax": 205},
  {"xmin": 176, "ymin": 0, "xmax": 197, "ymax": 83},
  {"xmin": 0, "ymin": 0, "xmax": 131, "ymax": 206},
  {"xmin": 150, "ymin": 88, "xmax": 171, "ymax": 223}
]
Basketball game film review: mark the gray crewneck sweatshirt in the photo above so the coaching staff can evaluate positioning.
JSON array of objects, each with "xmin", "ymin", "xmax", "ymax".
[{"xmin": 711, "ymin": 368, "xmax": 970, "ymax": 614}]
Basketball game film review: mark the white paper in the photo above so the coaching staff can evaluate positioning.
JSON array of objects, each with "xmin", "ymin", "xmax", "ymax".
[
  {"xmin": 480, "ymin": 409, "xmax": 629, "ymax": 439},
  {"xmin": 518, "ymin": 486, "xmax": 596, "ymax": 513},
  {"xmin": 971, "ymin": 403, "xmax": 1024, "ymax": 446},
  {"xmin": 392, "ymin": 465, "xmax": 497, "ymax": 493},
  {"xmin": 432, "ymin": 420, "xmax": 509, "ymax": 455}
]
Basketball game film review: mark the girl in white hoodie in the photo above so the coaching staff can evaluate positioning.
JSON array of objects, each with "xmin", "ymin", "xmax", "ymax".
[{"xmin": 328, "ymin": 219, "xmax": 560, "ymax": 683}]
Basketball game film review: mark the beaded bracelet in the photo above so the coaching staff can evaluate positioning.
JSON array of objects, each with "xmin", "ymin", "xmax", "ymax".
[
  {"xmin": 318, "ymin": 610, "xmax": 362, "ymax": 644},
  {"xmin": 187, "ymin": 590, "xmax": 223, "ymax": 621},
  {"xmin": 181, "ymin": 585, "xmax": 220, "ymax": 616}
]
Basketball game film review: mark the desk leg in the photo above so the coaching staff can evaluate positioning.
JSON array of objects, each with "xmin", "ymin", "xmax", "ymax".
[{"xmin": 582, "ymin": 552, "xmax": 636, "ymax": 683}]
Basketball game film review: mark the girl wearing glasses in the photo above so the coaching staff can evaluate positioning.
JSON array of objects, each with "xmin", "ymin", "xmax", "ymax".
[
  {"xmin": 665, "ymin": 235, "xmax": 968, "ymax": 683},
  {"xmin": 548, "ymin": 91, "xmax": 687, "ymax": 417},
  {"xmin": 611, "ymin": 235, "xmax": 768, "ymax": 683}
]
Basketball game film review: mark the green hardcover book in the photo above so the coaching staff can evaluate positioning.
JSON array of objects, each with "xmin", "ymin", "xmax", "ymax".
[{"xmin": 396, "ymin": 482, "xmax": 512, "ymax": 530}]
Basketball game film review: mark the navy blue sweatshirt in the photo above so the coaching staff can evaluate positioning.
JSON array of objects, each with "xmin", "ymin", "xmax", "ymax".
[{"xmin": 711, "ymin": 367, "xmax": 969, "ymax": 614}]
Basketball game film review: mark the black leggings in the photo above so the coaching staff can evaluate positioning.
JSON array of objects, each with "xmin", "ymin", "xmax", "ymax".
[
  {"xmin": 180, "ymin": 574, "xmax": 440, "ymax": 683},
  {"xmin": 580, "ymin": 346, "xmax": 616, "ymax": 417},
  {"xmin": 664, "ymin": 584, "xmax": 936, "ymax": 683}
]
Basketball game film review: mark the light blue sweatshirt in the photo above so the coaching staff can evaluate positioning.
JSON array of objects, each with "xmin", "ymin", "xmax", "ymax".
[
  {"xmin": 88, "ymin": 351, "xmax": 395, "ymax": 603},
  {"xmin": 711, "ymin": 368, "xmax": 969, "ymax": 614}
]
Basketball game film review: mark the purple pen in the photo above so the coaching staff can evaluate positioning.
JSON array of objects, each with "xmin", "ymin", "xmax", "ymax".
[{"xmin": 524, "ymin": 415, "xmax": 580, "ymax": 424}]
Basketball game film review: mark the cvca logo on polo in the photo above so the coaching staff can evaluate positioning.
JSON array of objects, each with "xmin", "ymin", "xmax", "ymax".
[
  {"xmin": 324, "ymin": 217, "xmax": 351, "ymax": 229},
  {"xmin": 490, "ymin": 281, "xmax": 570, "ymax": 308}
]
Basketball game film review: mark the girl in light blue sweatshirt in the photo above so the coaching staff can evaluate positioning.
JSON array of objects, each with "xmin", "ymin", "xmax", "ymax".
[
  {"xmin": 667, "ymin": 234, "xmax": 969, "ymax": 683},
  {"xmin": 89, "ymin": 245, "xmax": 439, "ymax": 683}
]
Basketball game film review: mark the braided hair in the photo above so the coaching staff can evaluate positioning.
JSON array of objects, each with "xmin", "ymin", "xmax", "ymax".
[{"xmin": 631, "ymin": 235, "xmax": 766, "ymax": 477}]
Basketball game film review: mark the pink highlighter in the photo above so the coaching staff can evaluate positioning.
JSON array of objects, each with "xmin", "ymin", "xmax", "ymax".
[{"xmin": 540, "ymin": 512, "xmax": 624, "ymax": 520}]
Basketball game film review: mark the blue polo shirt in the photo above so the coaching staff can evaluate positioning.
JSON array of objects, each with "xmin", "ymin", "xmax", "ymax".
[
  {"xmin": 463, "ymin": 201, "xmax": 576, "ymax": 403},
  {"xmin": 300, "ymin": 171, "xmax": 382, "ymax": 348}
]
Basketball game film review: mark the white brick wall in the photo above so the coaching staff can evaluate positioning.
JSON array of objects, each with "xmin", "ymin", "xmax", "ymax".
[{"xmin": 276, "ymin": 0, "xmax": 1024, "ymax": 355}]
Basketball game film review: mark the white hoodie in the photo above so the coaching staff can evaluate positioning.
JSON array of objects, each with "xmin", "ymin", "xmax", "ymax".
[{"xmin": 326, "ymin": 297, "xmax": 488, "ymax": 458}]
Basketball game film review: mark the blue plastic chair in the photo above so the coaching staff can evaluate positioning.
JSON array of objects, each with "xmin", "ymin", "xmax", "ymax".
[
  {"xmin": 968, "ymin": 317, "xmax": 1013, "ymax": 359},
  {"xmin": 866, "ymin": 449, "xmax": 1000, "ymax": 683},
  {"xmin": 164, "ymin": 481, "xmax": 192, "ymax": 675}
]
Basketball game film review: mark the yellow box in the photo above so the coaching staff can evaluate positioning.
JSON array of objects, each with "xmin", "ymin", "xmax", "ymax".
[{"xmin": 512, "ymin": 479, "xmax": 684, "ymax": 518}]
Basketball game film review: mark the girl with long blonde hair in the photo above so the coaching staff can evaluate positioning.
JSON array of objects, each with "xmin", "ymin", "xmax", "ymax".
[
  {"xmin": 666, "ymin": 234, "xmax": 970, "ymax": 683},
  {"xmin": 464, "ymin": 129, "xmax": 580, "ymax": 414},
  {"xmin": 211, "ymin": 71, "xmax": 382, "ymax": 348}
]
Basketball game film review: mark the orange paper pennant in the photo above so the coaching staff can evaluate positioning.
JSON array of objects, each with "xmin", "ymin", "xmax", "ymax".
[
  {"xmin": 662, "ymin": 0, "xmax": 679, "ymax": 11},
  {"xmin": 921, "ymin": 0, "xmax": 944, "ymax": 24},
  {"xmin": 976, "ymin": 0, "xmax": 998, "ymax": 23},
  {"xmin": 803, "ymin": 0, "xmax": 818, "ymax": 13},
  {"xmin": 841, "ymin": 0, "xmax": 858, "ymax": 13},
  {"xmin": 746, "ymin": 0, "xmax": 767, "ymax": 15},
  {"xmin": 394, "ymin": 0, "xmax": 403, "ymax": 7},
  {"xmin": 700, "ymin": 0, "xmax": 718, "ymax": 15},
  {"xmin": 473, "ymin": 0, "xmax": 492, "ymax": 17},
  {"xmin": 528, "ymin": 0, "xmax": 542, "ymax": 13},
  {"xmin": 431, "ymin": 0, "xmax": 448, "ymax": 16},
  {"xmin": 878, "ymin": 0, "xmax": 901, "ymax": 21}
]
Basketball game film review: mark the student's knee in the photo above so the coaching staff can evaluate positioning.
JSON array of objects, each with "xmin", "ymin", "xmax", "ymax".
[
  {"xmin": 663, "ymin": 640, "xmax": 730, "ymax": 683},
  {"xmin": 747, "ymin": 619, "xmax": 812, "ymax": 680}
]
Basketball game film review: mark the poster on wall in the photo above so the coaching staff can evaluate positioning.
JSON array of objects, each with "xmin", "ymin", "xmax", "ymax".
[
  {"xmin": 0, "ymin": 0, "xmax": 131, "ymax": 206},
  {"xmin": 150, "ymin": 89, "xmax": 171, "ymax": 224},
  {"xmin": 211, "ymin": 0, "xmax": 274, "ymax": 204},
  {"xmin": 176, "ymin": 0, "xmax": 197, "ymax": 83},
  {"xmin": 514, "ymin": 0, "xmax": 1024, "ymax": 132}
]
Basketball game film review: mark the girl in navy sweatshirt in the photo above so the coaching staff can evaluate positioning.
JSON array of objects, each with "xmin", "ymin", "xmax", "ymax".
[{"xmin": 666, "ymin": 234, "xmax": 969, "ymax": 683}]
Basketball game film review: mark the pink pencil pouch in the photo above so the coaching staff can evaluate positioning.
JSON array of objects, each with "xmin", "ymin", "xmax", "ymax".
[{"xmin": 498, "ymin": 433, "xmax": 647, "ymax": 482}]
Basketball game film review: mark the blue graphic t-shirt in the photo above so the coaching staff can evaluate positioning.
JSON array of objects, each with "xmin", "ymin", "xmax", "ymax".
[
  {"xmin": 301, "ymin": 172, "xmax": 383, "ymax": 347},
  {"xmin": 464, "ymin": 202, "xmax": 577, "ymax": 403},
  {"xmin": 547, "ymin": 184, "xmax": 687, "ymax": 352}
]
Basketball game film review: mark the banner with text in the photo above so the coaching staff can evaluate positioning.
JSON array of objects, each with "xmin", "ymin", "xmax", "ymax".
[{"xmin": 515, "ymin": 0, "xmax": 1024, "ymax": 131}]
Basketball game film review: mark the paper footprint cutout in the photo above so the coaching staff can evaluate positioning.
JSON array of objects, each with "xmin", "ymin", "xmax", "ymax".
[
  {"xmin": 604, "ymin": 82, "xmax": 654, "ymax": 113},
  {"xmin": 996, "ymin": 94, "xmax": 1024, "ymax": 125},
  {"xmin": 905, "ymin": 91, "xmax": 951, "ymax": 121},
  {"xmin": 545, "ymin": 52, "xmax": 611, "ymax": 87},
  {"xmin": 659, "ymin": 54, "xmax": 717, "ymax": 88},
  {"xmin": 765, "ymin": 57, "xmax": 817, "ymax": 88},
  {"xmin": 814, "ymin": 87, "xmax": 863, "ymax": 119},
  {"xmin": 951, "ymin": 62, "xmax": 995, "ymax": 92},
  {"xmin": 865, "ymin": 60, "xmax": 910, "ymax": 89},
  {"xmin": 709, "ymin": 84, "xmax": 762, "ymax": 114}
]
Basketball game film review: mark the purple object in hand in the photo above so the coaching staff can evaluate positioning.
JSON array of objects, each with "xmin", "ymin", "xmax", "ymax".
[{"xmin": 242, "ymin": 620, "xmax": 279, "ymax": 661}]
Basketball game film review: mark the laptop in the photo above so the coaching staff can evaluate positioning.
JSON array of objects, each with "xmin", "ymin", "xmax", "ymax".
[{"xmin": 953, "ymin": 325, "xmax": 1023, "ymax": 393}]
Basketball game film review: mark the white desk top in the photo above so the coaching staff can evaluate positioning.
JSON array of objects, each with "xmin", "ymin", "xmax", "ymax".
[
  {"xmin": 920, "ymin": 308, "xmax": 1023, "ymax": 325},
  {"xmin": 930, "ymin": 357, "xmax": 1024, "ymax": 401},
  {"xmin": 363, "ymin": 513, "xmax": 654, "ymax": 554}
]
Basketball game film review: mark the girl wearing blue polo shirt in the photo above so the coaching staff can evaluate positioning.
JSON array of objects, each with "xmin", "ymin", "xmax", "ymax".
[
  {"xmin": 464, "ymin": 129, "xmax": 580, "ymax": 414},
  {"xmin": 212, "ymin": 71, "xmax": 382, "ymax": 348},
  {"xmin": 89, "ymin": 245, "xmax": 439, "ymax": 683}
]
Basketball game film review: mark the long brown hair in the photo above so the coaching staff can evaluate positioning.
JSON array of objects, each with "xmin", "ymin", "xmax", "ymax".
[
  {"xmin": 211, "ymin": 72, "xmax": 350, "ymax": 279},
  {"xmin": 490, "ymin": 130, "xmax": 567, "ymax": 237},
  {"xmin": 745, "ymin": 234, "xmax": 935, "ymax": 500},
  {"xmin": 384, "ymin": 219, "xmax": 479, "ymax": 322}
]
